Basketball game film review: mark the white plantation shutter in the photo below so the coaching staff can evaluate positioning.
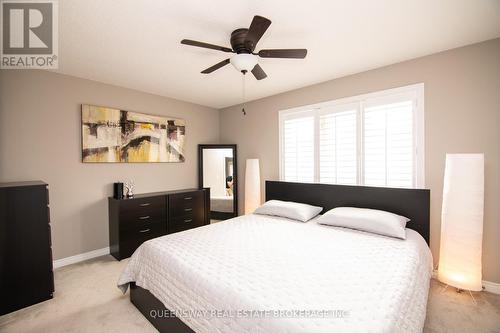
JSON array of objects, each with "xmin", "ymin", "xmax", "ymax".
[
  {"xmin": 363, "ymin": 101, "xmax": 414, "ymax": 188},
  {"xmin": 282, "ymin": 115, "xmax": 314, "ymax": 182},
  {"xmin": 319, "ymin": 110, "xmax": 357, "ymax": 184},
  {"xmin": 279, "ymin": 84, "xmax": 423, "ymax": 188}
]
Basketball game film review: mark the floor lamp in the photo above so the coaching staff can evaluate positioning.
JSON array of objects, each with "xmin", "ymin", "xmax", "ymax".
[
  {"xmin": 437, "ymin": 154, "xmax": 484, "ymax": 303},
  {"xmin": 244, "ymin": 159, "xmax": 261, "ymax": 214}
]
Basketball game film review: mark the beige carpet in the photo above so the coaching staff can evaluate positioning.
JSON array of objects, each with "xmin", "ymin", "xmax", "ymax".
[{"xmin": 1, "ymin": 255, "xmax": 499, "ymax": 333}]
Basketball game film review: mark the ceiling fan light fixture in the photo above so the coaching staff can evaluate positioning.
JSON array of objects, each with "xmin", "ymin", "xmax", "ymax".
[{"xmin": 230, "ymin": 54, "xmax": 258, "ymax": 73}]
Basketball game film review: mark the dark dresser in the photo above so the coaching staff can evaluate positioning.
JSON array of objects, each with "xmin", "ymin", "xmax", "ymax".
[
  {"xmin": 0, "ymin": 181, "xmax": 54, "ymax": 315},
  {"xmin": 108, "ymin": 188, "xmax": 209, "ymax": 260}
]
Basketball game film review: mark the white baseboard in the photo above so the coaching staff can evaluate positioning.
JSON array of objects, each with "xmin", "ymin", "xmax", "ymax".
[
  {"xmin": 482, "ymin": 280, "xmax": 500, "ymax": 295},
  {"xmin": 53, "ymin": 247, "xmax": 110, "ymax": 269},
  {"xmin": 432, "ymin": 269, "xmax": 500, "ymax": 295}
]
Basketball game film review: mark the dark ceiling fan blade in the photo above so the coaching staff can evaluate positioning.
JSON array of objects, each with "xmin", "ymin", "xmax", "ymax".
[
  {"xmin": 181, "ymin": 39, "xmax": 233, "ymax": 53},
  {"xmin": 201, "ymin": 59, "xmax": 230, "ymax": 74},
  {"xmin": 244, "ymin": 16, "xmax": 272, "ymax": 51},
  {"xmin": 258, "ymin": 49, "xmax": 307, "ymax": 59},
  {"xmin": 251, "ymin": 64, "xmax": 267, "ymax": 80}
]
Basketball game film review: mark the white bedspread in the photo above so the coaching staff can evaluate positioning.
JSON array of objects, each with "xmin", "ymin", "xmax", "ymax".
[{"xmin": 118, "ymin": 214, "xmax": 432, "ymax": 333}]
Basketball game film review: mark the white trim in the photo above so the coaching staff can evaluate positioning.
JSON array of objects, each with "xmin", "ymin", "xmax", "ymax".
[
  {"xmin": 414, "ymin": 86, "xmax": 425, "ymax": 188},
  {"xmin": 357, "ymin": 102, "xmax": 364, "ymax": 185},
  {"xmin": 432, "ymin": 270, "xmax": 500, "ymax": 295},
  {"xmin": 279, "ymin": 83, "xmax": 424, "ymax": 116},
  {"xmin": 278, "ymin": 83, "xmax": 425, "ymax": 188},
  {"xmin": 53, "ymin": 247, "xmax": 110, "ymax": 269},
  {"xmin": 278, "ymin": 110, "xmax": 283, "ymax": 181},
  {"xmin": 482, "ymin": 280, "xmax": 500, "ymax": 295},
  {"xmin": 313, "ymin": 109, "xmax": 320, "ymax": 182}
]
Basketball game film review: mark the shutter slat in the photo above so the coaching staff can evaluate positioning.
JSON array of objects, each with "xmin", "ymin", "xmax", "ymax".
[
  {"xmin": 319, "ymin": 110, "xmax": 357, "ymax": 185},
  {"xmin": 364, "ymin": 100, "xmax": 414, "ymax": 188},
  {"xmin": 283, "ymin": 116, "xmax": 315, "ymax": 182}
]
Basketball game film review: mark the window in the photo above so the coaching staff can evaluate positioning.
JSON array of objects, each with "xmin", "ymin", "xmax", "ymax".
[
  {"xmin": 279, "ymin": 84, "xmax": 424, "ymax": 188},
  {"xmin": 282, "ymin": 114, "xmax": 314, "ymax": 182}
]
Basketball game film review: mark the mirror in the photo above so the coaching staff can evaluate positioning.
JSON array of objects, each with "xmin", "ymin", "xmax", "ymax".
[{"xmin": 198, "ymin": 144, "xmax": 237, "ymax": 221}]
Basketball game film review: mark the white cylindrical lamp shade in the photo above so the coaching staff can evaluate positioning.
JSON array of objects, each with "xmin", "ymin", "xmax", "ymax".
[
  {"xmin": 245, "ymin": 159, "xmax": 261, "ymax": 214},
  {"xmin": 437, "ymin": 154, "xmax": 484, "ymax": 291}
]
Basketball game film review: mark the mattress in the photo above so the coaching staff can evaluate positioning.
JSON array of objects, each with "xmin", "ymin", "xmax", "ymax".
[
  {"xmin": 118, "ymin": 214, "xmax": 432, "ymax": 333},
  {"xmin": 210, "ymin": 196, "xmax": 233, "ymax": 212}
]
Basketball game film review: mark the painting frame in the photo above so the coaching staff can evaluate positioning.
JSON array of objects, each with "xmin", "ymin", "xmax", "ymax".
[{"xmin": 81, "ymin": 104, "xmax": 186, "ymax": 163}]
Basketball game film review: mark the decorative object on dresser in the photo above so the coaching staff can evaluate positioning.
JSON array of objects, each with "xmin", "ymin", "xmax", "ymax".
[
  {"xmin": 113, "ymin": 182, "xmax": 124, "ymax": 199},
  {"xmin": 244, "ymin": 158, "xmax": 261, "ymax": 214},
  {"xmin": 108, "ymin": 188, "xmax": 210, "ymax": 260},
  {"xmin": 0, "ymin": 181, "xmax": 54, "ymax": 315},
  {"xmin": 81, "ymin": 104, "xmax": 186, "ymax": 163},
  {"xmin": 198, "ymin": 144, "xmax": 238, "ymax": 220},
  {"xmin": 124, "ymin": 180, "xmax": 135, "ymax": 198},
  {"xmin": 438, "ymin": 154, "xmax": 484, "ymax": 299}
]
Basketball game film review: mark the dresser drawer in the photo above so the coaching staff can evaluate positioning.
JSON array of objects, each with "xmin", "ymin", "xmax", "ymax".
[
  {"xmin": 120, "ymin": 220, "xmax": 166, "ymax": 242},
  {"xmin": 120, "ymin": 215, "xmax": 165, "ymax": 232},
  {"xmin": 119, "ymin": 196, "xmax": 165, "ymax": 213},
  {"xmin": 119, "ymin": 223, "xmax": 166, "ymax": 259},
  {"xmin": 119, "ymin": 197, "xmax": 166, "ymax": 223},
  {"xmin": 169, "ymin": 191, "xmax": 204, "ymax": 218},
  {"xmin": 169, "ymin": 215, "xmax": 204, "ymax": 233}
]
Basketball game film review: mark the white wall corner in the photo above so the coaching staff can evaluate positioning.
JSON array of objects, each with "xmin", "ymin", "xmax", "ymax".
[{"xmin": 53, "ymin": 247, "xmax": 110, "ymax": 269}]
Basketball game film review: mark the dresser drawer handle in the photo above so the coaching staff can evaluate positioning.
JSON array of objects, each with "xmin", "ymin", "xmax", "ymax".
[
  {"xmin": 139, "ymin": 228, "xmax": 151, "ymax": 233},
  {"xmin": 184, "ymin": 219, "xmax": 192, "ymax": 223},
  {"xmin": 139, "ymin": 203, "xmax": 151, "ymax": 207},
  {"xmin": 138, "ymin": 216, "xmax": 150, "ymax": 220},
  {"xmin": 184, "ymin": 208, "xmax": 193, "ymax": 212},
  {"xmin": 184, "ymin": 197, "xmax": 192, "ymax": 200}
]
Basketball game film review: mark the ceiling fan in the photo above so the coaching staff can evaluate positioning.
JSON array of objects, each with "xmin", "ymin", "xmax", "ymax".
[{"xmin": 181, "ymin": 15, "xmax": 307, "ymax": 80}]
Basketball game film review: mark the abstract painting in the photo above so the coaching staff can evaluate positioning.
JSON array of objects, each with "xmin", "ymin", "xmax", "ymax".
[{"xmin": 81, "ymin": 104, "xmax": 186, "ymax": 163}]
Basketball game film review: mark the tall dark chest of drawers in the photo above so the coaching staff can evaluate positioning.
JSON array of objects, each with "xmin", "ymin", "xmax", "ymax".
[
  {"xmin": 0, "ymin": 181, "xmax": 54, "ymax": 315},
  {"xmin": 109, "ymin": 188, "xmax": 209, "ymax": 260}
]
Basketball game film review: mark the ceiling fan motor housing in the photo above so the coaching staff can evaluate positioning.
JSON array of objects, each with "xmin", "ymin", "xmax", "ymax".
[
  {"xmin": 230, "ymin": 29, "xmax": 259, "ymax": 73},
  {"xmin": 231, "ymin": 29, "xmax": 253, "ymax": 54}
]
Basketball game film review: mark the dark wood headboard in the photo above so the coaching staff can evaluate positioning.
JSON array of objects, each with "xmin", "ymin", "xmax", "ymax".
[{"xmin": 266, "ymin": 181, "xmax": 430, "ymax": 244}]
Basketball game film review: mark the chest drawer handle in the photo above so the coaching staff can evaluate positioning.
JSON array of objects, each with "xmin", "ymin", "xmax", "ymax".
[
  {"xmin": 139, "ymin": 203, "xmax": 151, "ymax": 207},
  {"xmin": 184, "ymin": 219, "xmax": 192, "ymax": 223},
  {"xmin": 184, "ymin": 208, "xmax": 193, "ymax": 212},
  {"xmin": 139, "ymin": 216, "xmax": 150, "ymax": 220},
  {"xmin": 184, "ymin": 197, "xmax": 193, "ymax": 200},
  {"xmin": 139, "ymin": 228, "xmax": 151, "ymax": 233}
]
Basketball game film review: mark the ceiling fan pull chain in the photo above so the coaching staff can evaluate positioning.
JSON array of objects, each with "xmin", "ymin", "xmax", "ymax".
[{"xmin": 242, "ymin": 72, "xmax": 247, "ymax": 115}]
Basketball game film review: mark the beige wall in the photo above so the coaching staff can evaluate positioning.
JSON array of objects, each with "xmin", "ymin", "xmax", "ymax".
[
  {"xmin": 219, "ymin": 38, "xmax": 500, "ymax": 283},
  {"xmin": 0, "ymin": 70, "xmax": 219, "ymax": 260}
]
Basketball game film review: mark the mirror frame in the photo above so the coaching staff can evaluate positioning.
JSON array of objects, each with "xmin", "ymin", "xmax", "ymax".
[{"xmin": 198, "ymin": 144, "xmax": 238, "ymax": 220}]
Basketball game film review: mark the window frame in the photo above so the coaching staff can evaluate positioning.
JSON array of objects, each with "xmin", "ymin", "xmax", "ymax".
[{"xmin": 278, "ymin": 83, "xmax": 425, "ymax": 188}]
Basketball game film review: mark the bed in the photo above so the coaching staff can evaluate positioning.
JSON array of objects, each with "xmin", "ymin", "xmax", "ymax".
[
  {"xmin": 118, "ymin": 181, "xmax": 432, "ymax": 333},
  {"xmin": 210, "ymin": 195, "xmax": 233, "ymax": 213}
]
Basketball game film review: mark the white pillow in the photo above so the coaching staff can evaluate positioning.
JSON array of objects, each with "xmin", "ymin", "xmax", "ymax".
[
  {"xmin": 317, "ymin": 207, "xmax": 410, "ymax": 239},
  {"xmin": 253, "ymin": 200, "xmax": 323, "ymax": 222}
]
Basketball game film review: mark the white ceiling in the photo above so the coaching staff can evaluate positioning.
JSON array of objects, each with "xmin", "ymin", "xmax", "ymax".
[{"xmin": 56, "ymin": 0, "xmax": 500, "ymax": 109}]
